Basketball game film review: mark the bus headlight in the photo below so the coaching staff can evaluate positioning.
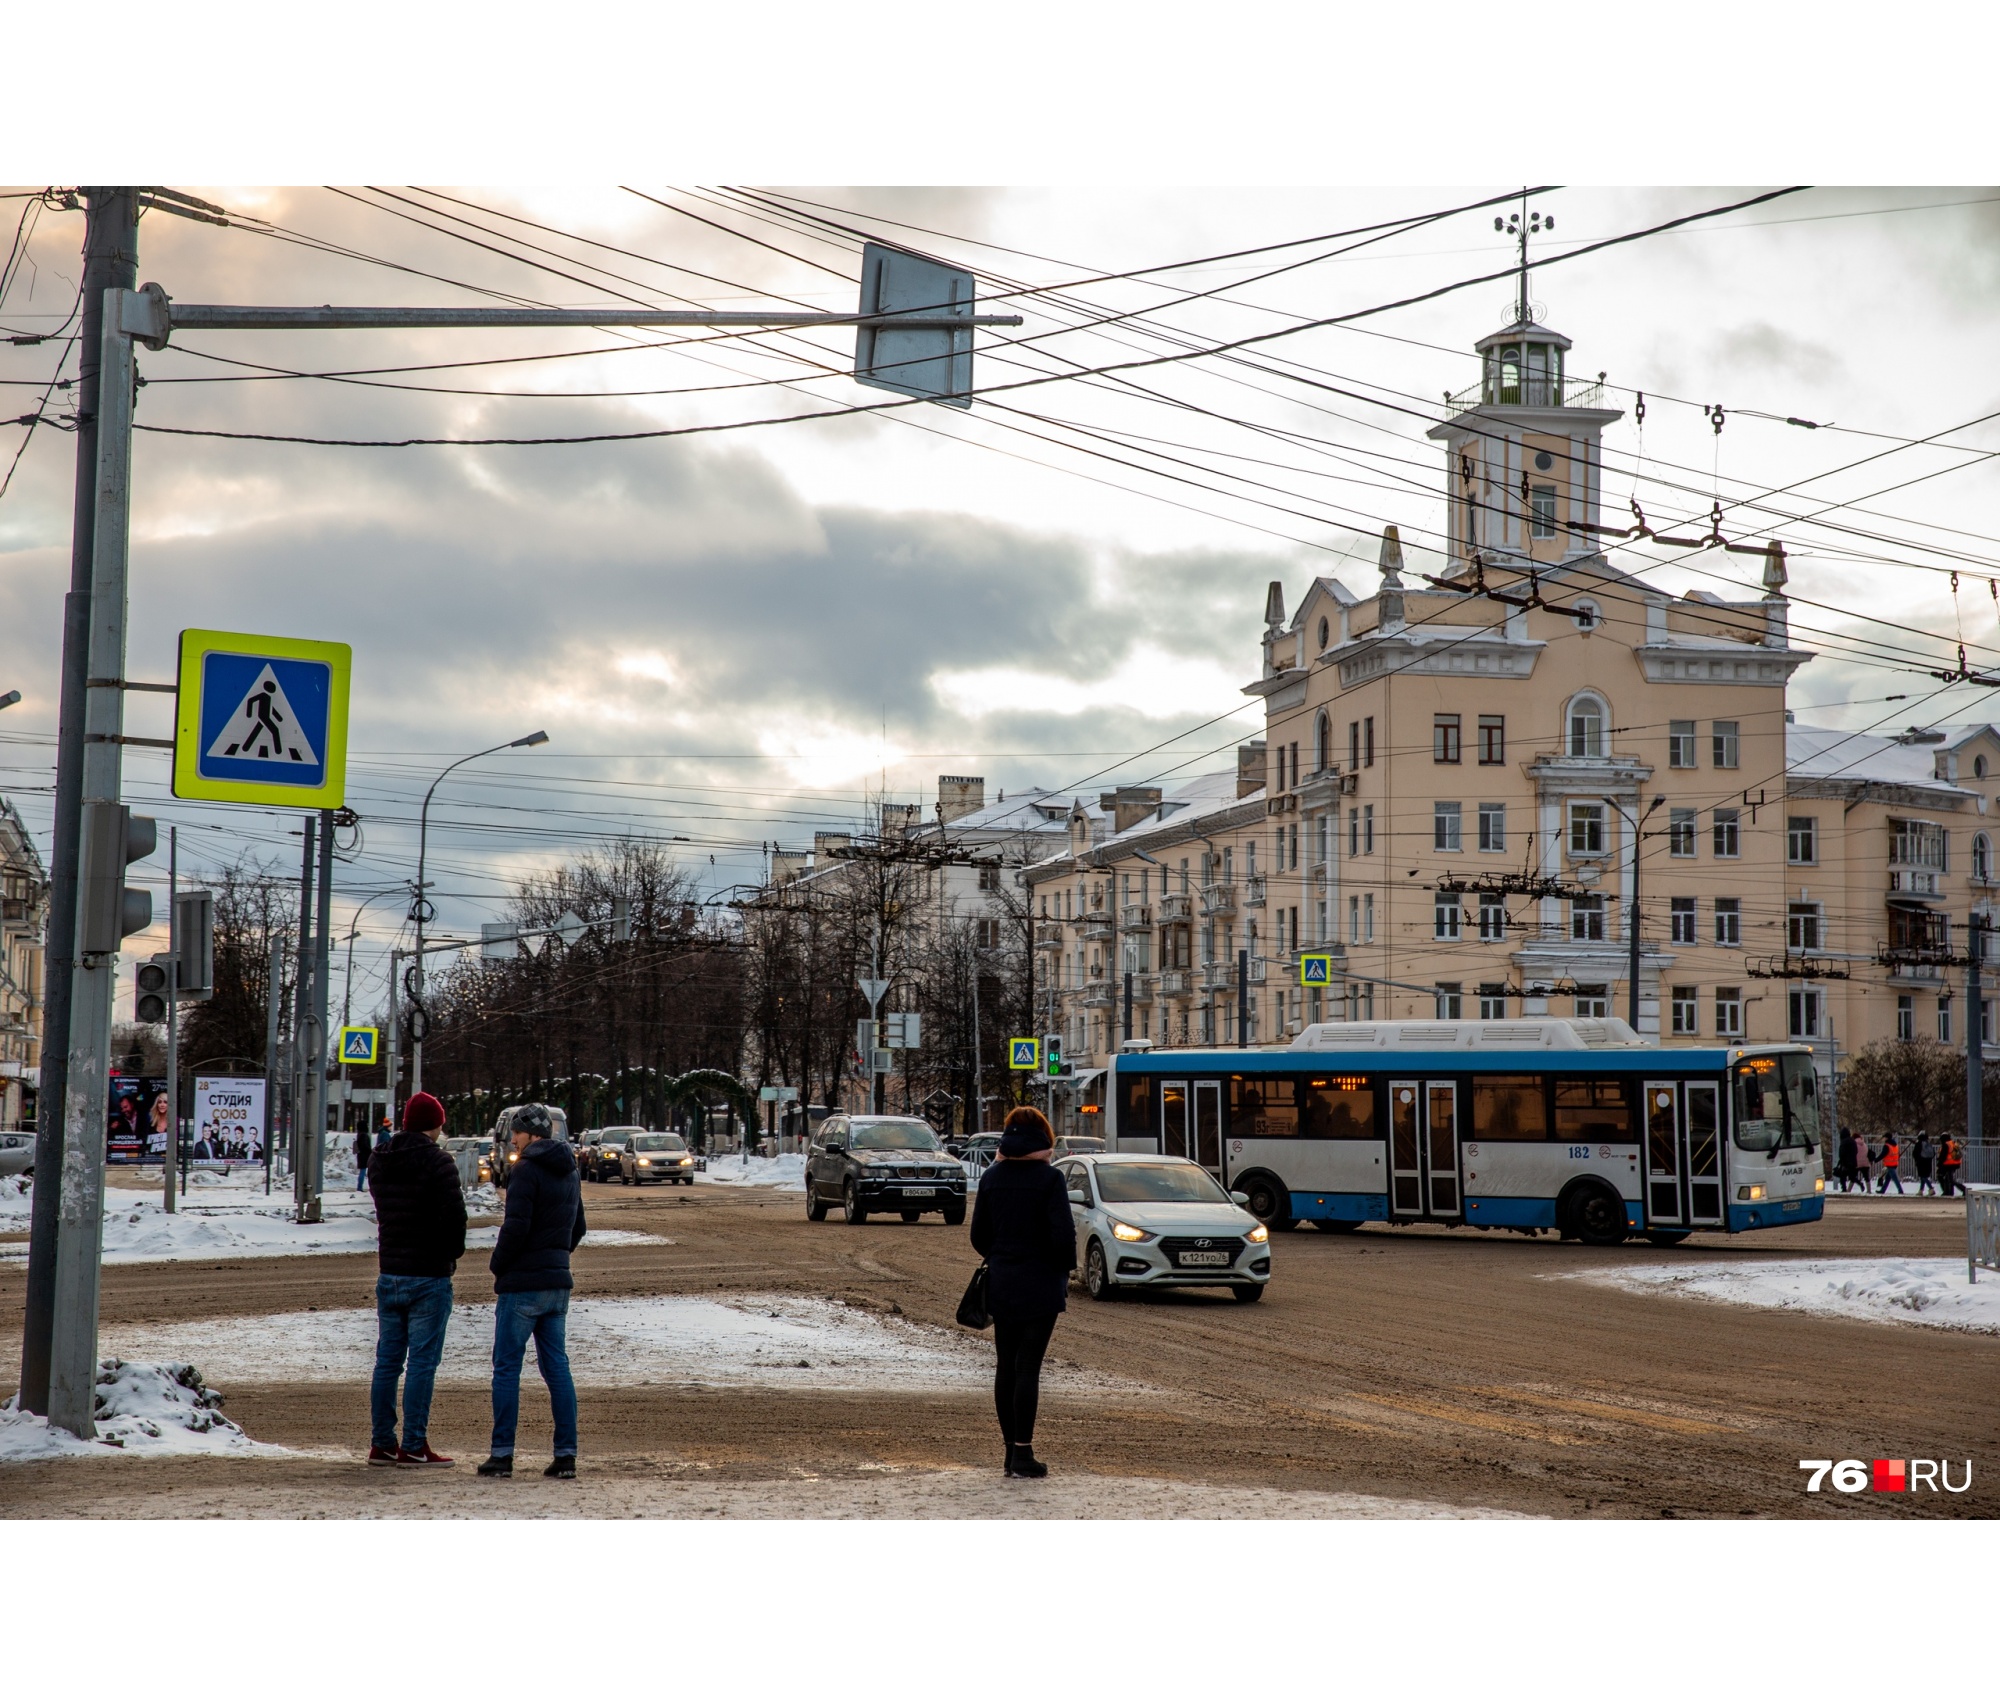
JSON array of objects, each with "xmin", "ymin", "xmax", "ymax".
[
  {"xmin": 1111, "ymin": 1221, "xmax": 1150, "ymax": 1242},
  {"xmin": 1246, "ymin": 1224, "xmax": 1270, "ymax": 1243},
  {"xmin": 1738, "ymin": 1184, "xmax": 1765, "ymax": 1201},
  {"xmin": 1815, "ymin": 1178, "xmax": 1827, "ymax": 1193}
]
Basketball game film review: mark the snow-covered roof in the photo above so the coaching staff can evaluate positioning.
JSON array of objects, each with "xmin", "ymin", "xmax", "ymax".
[
  {"xmin": 938, "ymin": 788, "xmax": 1083, "ymax": 835},
  {"xmin": 1786, "ymin": 724, "xmax": 1980, "ymax": 796},
  {"xmin": 1023, "ymin": 768, "xmax": 1258, "ymax": 877}
]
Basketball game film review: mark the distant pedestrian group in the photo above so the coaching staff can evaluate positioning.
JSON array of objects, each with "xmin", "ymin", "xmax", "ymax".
[
  {"xmin": 365, "ymin": 1094, "xmax": 586, "ymax": 1479},
  {"xmin": 1834, "ymin": 1126, "xmax": 1967, "ymax": 1197}
]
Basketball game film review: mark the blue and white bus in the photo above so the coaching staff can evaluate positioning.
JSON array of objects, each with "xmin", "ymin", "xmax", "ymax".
[{"xmin": 1107, "ymin": 1019, "xmax": 1826, "ymax": 1245}]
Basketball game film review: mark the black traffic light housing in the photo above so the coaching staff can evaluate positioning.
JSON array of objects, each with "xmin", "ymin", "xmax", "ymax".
[
  {"xmin": 135, "ymin": 954, "xmax": 170, "ymax": 1024},
  {"xmin": 79, "ymin": 801, "xmax": 155, "ymax": 956},
  {"xmin": 1045, "ymin": 1033, "xmax": 1067, "ymax": 1077}
]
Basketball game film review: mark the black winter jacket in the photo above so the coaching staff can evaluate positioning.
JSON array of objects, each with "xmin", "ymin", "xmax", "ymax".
[
  {"xmin": 969, "ymin": 1158, "xmax": 1076, "ymax": 1321},
  {"xmin": 490, "ymin": 1138, "xmax": 587, "ymax": 1294},
  {"xmin": 368, "ymin": 1131, "xmax": 468, "ymax": 1278}
]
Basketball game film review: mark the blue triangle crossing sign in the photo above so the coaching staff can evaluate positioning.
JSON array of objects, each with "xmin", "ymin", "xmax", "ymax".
[
  {"xmin": 1299, "ymin": 955, "xmax": 1333, "ymax": 987},
  {"xmin": 339, "ymin": 1026, "xmax": 379, "ymax": 1065}
]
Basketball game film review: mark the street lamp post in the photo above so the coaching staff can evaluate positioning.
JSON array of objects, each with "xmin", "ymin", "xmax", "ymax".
[
  {"xmin": 337, "ymin": 886, "xmax": 406, "ymax": 1138},
  {"xmin": 410, "ymin": 732, "xmax": 548, "ymax": 1097},
  {"xmin": 1618, "ymin": 794, "xmax": 1668, "ymax": 1032}
]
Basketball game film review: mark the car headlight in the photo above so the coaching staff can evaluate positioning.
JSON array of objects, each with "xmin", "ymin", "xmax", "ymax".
[
  {"xmin": 1246, "ymin": 1223, "xmax": 1269, "ymax": 1243},
  {"xmin": 637, "ymin": 1158, "xmax": 651, "ymax": 1167},
  {"xmin": 1111, "ymin": 1221, "xmax": 1150, "ymax": 1242}
]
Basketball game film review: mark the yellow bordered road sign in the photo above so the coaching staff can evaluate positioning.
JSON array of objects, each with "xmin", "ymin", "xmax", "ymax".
[
  {"xmin": 1008, "ymin": 1037, "xmax": 1041, "ymax": 1071},
  {"xmin": 174, "ymin": 628, "xmax": 351, "ymax": 807},
  {"xmin": 338, "ymin": 1026, "xmax": 379, "ymax": 1066},
  {"xmin": 1299, "ymin": 954, "xmax": 1334, "ymax": 987}
]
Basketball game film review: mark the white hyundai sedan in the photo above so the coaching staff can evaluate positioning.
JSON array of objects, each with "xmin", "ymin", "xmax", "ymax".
[{"xmin": 1058, "ymin": 1154, "xmax": 1272, "ymax": 1304}]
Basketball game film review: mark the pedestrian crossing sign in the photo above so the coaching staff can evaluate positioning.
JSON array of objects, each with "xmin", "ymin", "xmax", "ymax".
[
  {"xmin": 339, "ymin": 1026, "xmax": 379, "ymax": 1065},
  {"xmin": 1008, "ymin": 1037, "xmax": 1041, "ymax": 1071},
  {"xmin": 173, "ymin": 628, "xmax": 351, "ymax": 807},
  {"xmin": 1299, "ymin": 954, "xmax": 1334, "ymax": 987}
]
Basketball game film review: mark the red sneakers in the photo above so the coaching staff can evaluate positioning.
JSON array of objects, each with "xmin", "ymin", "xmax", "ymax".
[
  {"xmin": 367, "ymin": 1445, "xmax": 399, "ymax": 1469},
  {"xmin": 396, "ymin": 1445, "xmax": 454, "ymax": 1468}
]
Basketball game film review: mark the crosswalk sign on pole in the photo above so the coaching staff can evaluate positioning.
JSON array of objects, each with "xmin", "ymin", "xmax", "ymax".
[
  {"xmin": 338, "ymin": 1026, "xmax": 379, "ymax": 1066},
  {"xmin": 1300, "ymin": 954, "xmax": 1334, "ymax": 987},
  {"xmin": 174, "ymin": 628, "xmax": 351, "ymax": 808},
  {"xmin": 1008, "ymin": 1037, "xmax": 1041, "ymax": 1071}
]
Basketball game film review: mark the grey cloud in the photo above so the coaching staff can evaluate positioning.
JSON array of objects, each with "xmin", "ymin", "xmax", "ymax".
[{"xmin": 1711, "ymin": 322, "xmax": 1841, "ymax": 387}]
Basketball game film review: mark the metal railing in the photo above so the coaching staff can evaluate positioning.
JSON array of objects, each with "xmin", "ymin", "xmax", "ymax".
[
  {"xmin": 1158, "ymin": 893, "xmax": 1192, "ymax": 923},
  {"xmin": 1969, "ymin": 1185, "xmax": 2000, "ymax": 1281},
  {"xmin": 1158, "ymin": 969, "xmax": 1193, "ymax": 997},
  {"xmin": 1121, "ymin": 904, "xmax": 1153, "ymax": 930},
  {"xmin": 1201, "ymin": 884, "xmax": 1237, "ymax": 916},
  {"xmin": 1445, "ymin": 377, "xmax": 1604, "ymax": 413},
  {"xmin": 1081, "ymin": 980, "xmax": 1115, "ymax": 1008},
  {"xmin": 1242, "ymin": 876, "xmax": 1267, "ymax": 907}
]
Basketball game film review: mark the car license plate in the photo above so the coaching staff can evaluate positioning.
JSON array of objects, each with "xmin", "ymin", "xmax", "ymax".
[
  {"xmin": 1177, "ymin": 1250, "xmax": 1229, "ymax": 1266},
  {"xmin": 902, "ymin": 1186, "xmax": 934, "ymax": 1197}
]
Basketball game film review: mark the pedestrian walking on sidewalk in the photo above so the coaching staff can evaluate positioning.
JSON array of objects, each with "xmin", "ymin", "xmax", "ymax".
[
  {"xmin": 365, "ymin": 1091, "xmax": 466, "ymax": 1468},
  {"xmin": 477, "ymin": 1104, "xmax": 587, "ymax": 1481},
  {"xmin": 1874, "ymin": 1133, "xmax": 1904, "ymax": 1194},
  {"xmin": 968, "ymin": 1105, "xmax": 1076, "ymax": 1481},
  {"xmin": 1940, "ymin": 1134, "xmax": 1964, "ymax": 1198},
  {"xmin": 1835, "ymin": 1127, "xmax": 1859, "ymax": 1193},
  {"xmin": 1913, "ymin": 1131, "xmax": 1938, "ymax": 1196},
  {"xmin": 355, "ymin": 1122, "xmax": 374, "ymax": 1192}
]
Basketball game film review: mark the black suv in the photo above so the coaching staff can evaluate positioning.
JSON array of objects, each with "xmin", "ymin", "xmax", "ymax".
[{"xmin": 806, "ymin": 1114, "xmax": 967, "ymax": 1225}]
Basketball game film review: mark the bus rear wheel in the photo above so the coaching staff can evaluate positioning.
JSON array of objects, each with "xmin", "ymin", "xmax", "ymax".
[
  {"xmin": 1238, "ymin": 1174, "xmax": 1297, "ymax": 1232},
  {"xmin": 1564, "ymin": 1183, "xmax": 1628, "ymax": 1246}
]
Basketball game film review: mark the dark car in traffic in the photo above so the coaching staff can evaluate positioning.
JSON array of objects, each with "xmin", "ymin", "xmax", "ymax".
[
  {"xmin": 580, "ymin": 1124, "xmax": 646, "ymax": 1183},
  {"xmin": 806, "ymin": 1114, "xmax": 966, "ymax": 1225}
]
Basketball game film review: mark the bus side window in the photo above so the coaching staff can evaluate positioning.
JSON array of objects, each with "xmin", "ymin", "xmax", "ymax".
[
  {"xmin": 1471, "ymin": 1075, "xmax": 1547, "ymax": 1140},
  {"xmin": 1228, "ymin": 1075, "xmax": 1300, "ymax": 1135},
  {"xmin": 1554, "ymin": 1078, "xmax": 1633, "ymax": 1144},
  {"xmin": 1119, "ymin": 1074, "xmax": 1155, "ymax": 1137},
  {"xmin": 1300, "ymin": 1075, "xmax": 1372, "ymax": 1139}
]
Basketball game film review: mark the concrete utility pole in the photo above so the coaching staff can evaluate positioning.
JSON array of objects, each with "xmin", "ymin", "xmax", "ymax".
[
  {"xmin": 1237, "ymin": 949, "xmax": 1250, "ymax": 1047},
  {"xmin": 290, "ymin": 816, "xmax": 316, "ymax": 1220},
  {"xmin": 164, "ymin": 829, "xmax": 178, "ymax": 1213},
  {"xmin": 384, "ymin": 947, "xmax": 402, "ymax": 1132},
  {"xmin": 300, "ymin": 808, "xmax": 334, "ymax": 1219},
  {"xmin": 20, "ymin": 189, "xmax": 138, "ymax": 1419},
  {"xmin": 263, "ymin": 933, "xmax": 282, "ymax": 1195},
  {"xmin": 1970, "ymin": 912, "xmax": 1985, "ymax": 1180}
]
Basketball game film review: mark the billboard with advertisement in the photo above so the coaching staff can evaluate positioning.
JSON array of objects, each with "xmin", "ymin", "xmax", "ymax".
[
  {"xmin": 108, "ymin": 1074, "xmax": 167, "ymax": 1165},
  {"xmin": 193, "ymin": 1077, "xmax": 266, "ymax": 1163}
]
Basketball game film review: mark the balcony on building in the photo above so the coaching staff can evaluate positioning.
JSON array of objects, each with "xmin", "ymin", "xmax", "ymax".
[
  {"xmin": 1157, "ymin": 969, "xmax": 1194, "ymax": 998},
  {"xmin": 1033, "ymin": 919, "xmax": 1063, "ymax": 948},
  {"xmin": 1121, "ymin": 903, "xmax": 1153, "ymax": 931},
  {"xmin": 1444, "ymin": 324, "xmax": 1604, "ymax": 414},
  {"xmin": 1080, "ymin": 907, "xmax": 1116, "ymax": 942},
  {"xmin": 1080, "ymin": 979, "xmax": 1116, "ymax": 1009},
  {"xmin": 1157, "ymin": 892, "xmax": 1192, "ymax": 923},
  {"xmin": 1201, "ymin": 962, "xmax": 1235, "ymax": 992},
  {"xmin": 1244, "ymin": 955, "xmax": 1268, "ymax": 986},
  {"xmin": 1200, "ymin": 883, "xmax": 1237, "ymax": 916},
  {"xmin": 1242, "ymin": 875, "xmax": 1267, "ymax": 908}
]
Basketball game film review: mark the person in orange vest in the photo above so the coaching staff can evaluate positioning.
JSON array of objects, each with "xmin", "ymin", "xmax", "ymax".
[
  {"xmin": 1939, "ymin": 1135, "xmax": 1964, "ymax": 1198},
  {"xmin": 1873, "ymin": 1133, "xmax": 1904, "ymax": 1194}
]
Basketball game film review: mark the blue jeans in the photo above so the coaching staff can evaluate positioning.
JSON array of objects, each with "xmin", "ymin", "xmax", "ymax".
[
  {"xmin": 371, "ymin": 1274, "xmax": 453, "ymax": 1452},
  {"xmin": 490, "ymin": 1288, "xmax": 577, "ymax": 1459}
]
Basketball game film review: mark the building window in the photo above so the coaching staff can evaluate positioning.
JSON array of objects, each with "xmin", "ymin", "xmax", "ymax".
[
  {"xmin": 1568, "ymin": 802, "xmax": 1605, "ymax": 857},
  {"xmin": 1670, "ymin": 897, "xmax": 1697, "ymax": 944},
  {"xmin": 1980, "ymin": 754, "xmax": 1991, "ymax": 780},
  {"xmin": 1529, "ymin": 484, "xmax": 1558, "ymax": 539},
  {"xmin": 1567, "ymin": 695, "xmax": 1607, "ymax": 759},
  {"xmin": 1571, "ymin": 894, "xmax": 1606, "ymax": 941},
  {"xmin": 976, "ymin": 918, "xmax": 1001, "ymax": 950},
  {"xmin": 1478, "ymin": 986, "xmax": 1507, "ymax": 1020},
  {"xmin": 1434, "ymin": 892, "xmax": 1462, "ymax": 940},
  {"xmin": 1364, "ymin": 893, "xmax": 1375, "ymax": 941},
  {"xmin": 1364, "ymin": 717, "xmax": 1375, "ymax": 768},
  {"xmin": 1347, "ymin": 807, "xmax": 1358, "ymax": 858},
  {"xmin": 1976, "ymin": 833, "xmax": 1993, "ymax": 884},
  {"xmin": 1363, "ymin": 805, "xmax": 1374, "ymax": 854},
  {"xmin": 1571, "ymin": 599, "xmax": 1600, "ymax": 632},
  {"xmin": 1669, "ymin": 720, "xmax": 1696, "ymax": 769},
  {"xmin": 1478, "ymin": 803, "xmax": 1506, "ymax": 853},
  {"xmin": 1715, "ymin": 987, "xmax": 1744, "ymax": 1036},
  {"xmin": 1478, "ymin": 715, "xmax": 1505, "ymax": 765},
  {"xmin": 1573, "ymin": 986, "xmax": 1609, "ymax": 1020},
  {"xmin": 1434, "ymin": 714, "xmax": 1462, "ymax": 764},
  {"xmin": 1348, "ymin": 896, "xmax": 1358, "ymax": 943},
  {"xmin": 1713, "ymin": 809, "xmax": 1741, "ymax": 859},
  {"xmin": 1478, "ymin": 894, "xmax": 1507, "ymax": 941},
  {"xmin": 1712, "ymin": 720, "xmax": 1740, "ymax": 769},
  {"xmin": 1436, "ymin": 983, "xmax": 1463, "ymax": 1020},
  {"xmin": 1787, "ymin": 903, "xmax": 1822, "ymax": 952},
  {"xmin": 1434, "ymin": 801, "xmax": 1462, "ymax": 852},
  {"xmin": 1671, "ymin": 987, "xmax": 1698, "ymax": 1036},
  {"xmin": 1788, "ymin": 816, "xmax": 1817, "ymax": 865},
  {"xmin": 1788, "ymin": 987, "xmax": 1822, "ymax": 1039},
  {"xmin": 1669, "ymin": 808, "xmax": 1697, "ymax": 858},
  {"xmin": 1714, "ymin": 897, "xmax": 1741, "ymax": 946},
  {"xmin": 1939, "ymin": 994, "xmax": 1953, "ymax": 1045},
  {"xmin": 1897, "ymin": 993, "xmax": 1914, "ymax": 1041},
  {"xmin": 1317, "ymin": 617, "xmax": 1330, "ymax": 652},
  {"xmin": 1348, "ymin": 721, "xmax": 1360, "ymax": 772},
  {"xmin": 1315, "ymin": 712, "xmax": 1331, "ymax": 773}
]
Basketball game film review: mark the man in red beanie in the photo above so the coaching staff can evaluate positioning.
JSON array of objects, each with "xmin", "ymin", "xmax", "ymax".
[{"xmin": 364, "ymin": 1092, "xmax": 466, "ymax": 1467}]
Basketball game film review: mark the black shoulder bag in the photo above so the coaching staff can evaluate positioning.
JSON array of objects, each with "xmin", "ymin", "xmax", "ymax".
[{"xmin": 955, "ymin": 1262, "xmax": 991, "ymax": 1330}]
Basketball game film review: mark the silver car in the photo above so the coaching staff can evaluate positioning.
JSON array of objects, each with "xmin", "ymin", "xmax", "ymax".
[
  {"xmin": 0, "ymin": 1129, "xmax": 32, "ymax": 1178},
  {"xmin": 1059, "ymin": 1153, "xmax": 1272, "ymax": 1304}
]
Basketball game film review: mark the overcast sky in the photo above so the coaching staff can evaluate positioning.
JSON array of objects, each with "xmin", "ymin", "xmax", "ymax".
[{"xmin": 5, "ymin": 183, "xmax": 2000, "ymax": 1018}]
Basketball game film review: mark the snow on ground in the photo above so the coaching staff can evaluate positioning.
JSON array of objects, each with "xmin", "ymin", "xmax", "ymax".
[
  {"xmin": 101, "ymin": 1293, "xmax": 1068, "ymax": 1394},
  {"xmin": 0, "ymin": 1179, "xmax": 658, "ymax": 1265},
  {"xmin": 0, "ymin": 1360, "xmax": 287, "ymax": 1462},
  {"xmin": 1569, "ymin": 1258, "xmax": 2000, "ymax": 1334},
  {"xmin": 694, "ymin": 1152, "xmax": 806, "ymax": 1191}
]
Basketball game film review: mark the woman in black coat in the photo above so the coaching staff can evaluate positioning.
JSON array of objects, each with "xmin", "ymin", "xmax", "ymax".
[{"xmin": 969, "ymin": 1105, "xmax": 1077, "ymax": 1479}]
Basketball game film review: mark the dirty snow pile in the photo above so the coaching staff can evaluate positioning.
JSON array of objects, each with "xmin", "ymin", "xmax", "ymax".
[
  {"xmin": 695, "ymin": 1152, "xmax": 806, "ymax": 1191},
  {"xmin": 0, "ymin": 1359, "xmax": 285, "ymax": 1462},
  {"xmin": 1572, "ymin": 1257, "xmax": 2000, "ymax": 1334}
]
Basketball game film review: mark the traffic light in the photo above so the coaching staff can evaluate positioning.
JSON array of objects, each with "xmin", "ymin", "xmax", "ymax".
[
  {"xmin": 135, "ymin": 954, "xmax": 170, "ymax": 1024},
  {"xmin": 175, "ymin": 890, "xmax": 214, "ymax": 999},
  {"xmin": 79, "ymin": 801, "xmax": 155, "ymax": 955},
  {"xmin": 1045, "ymin": 1033, "xmax": 1067, "ymax": 1077}
]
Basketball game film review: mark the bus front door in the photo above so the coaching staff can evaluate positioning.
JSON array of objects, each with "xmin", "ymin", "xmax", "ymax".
[
  {"xmin": 1161, "ymin": 1082, "xmax": 1189, "ymax": 1159},
  {"xmin": 1645, "ymin": 1080, "xmax": 1726, "ymax": 1228},
  {"xmin": 1194, "ymin": 1080, "xmax": 1223, "ymax": 1176},
  {"xmin": 1390, "ymin": 1080, "xmax": 1461, "ymax": 1218}
]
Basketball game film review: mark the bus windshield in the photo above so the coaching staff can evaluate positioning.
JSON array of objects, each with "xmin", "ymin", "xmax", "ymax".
[{"xmin": 1735, "ymin": 1056, "xmax": 1816, "ymax": 1152}]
